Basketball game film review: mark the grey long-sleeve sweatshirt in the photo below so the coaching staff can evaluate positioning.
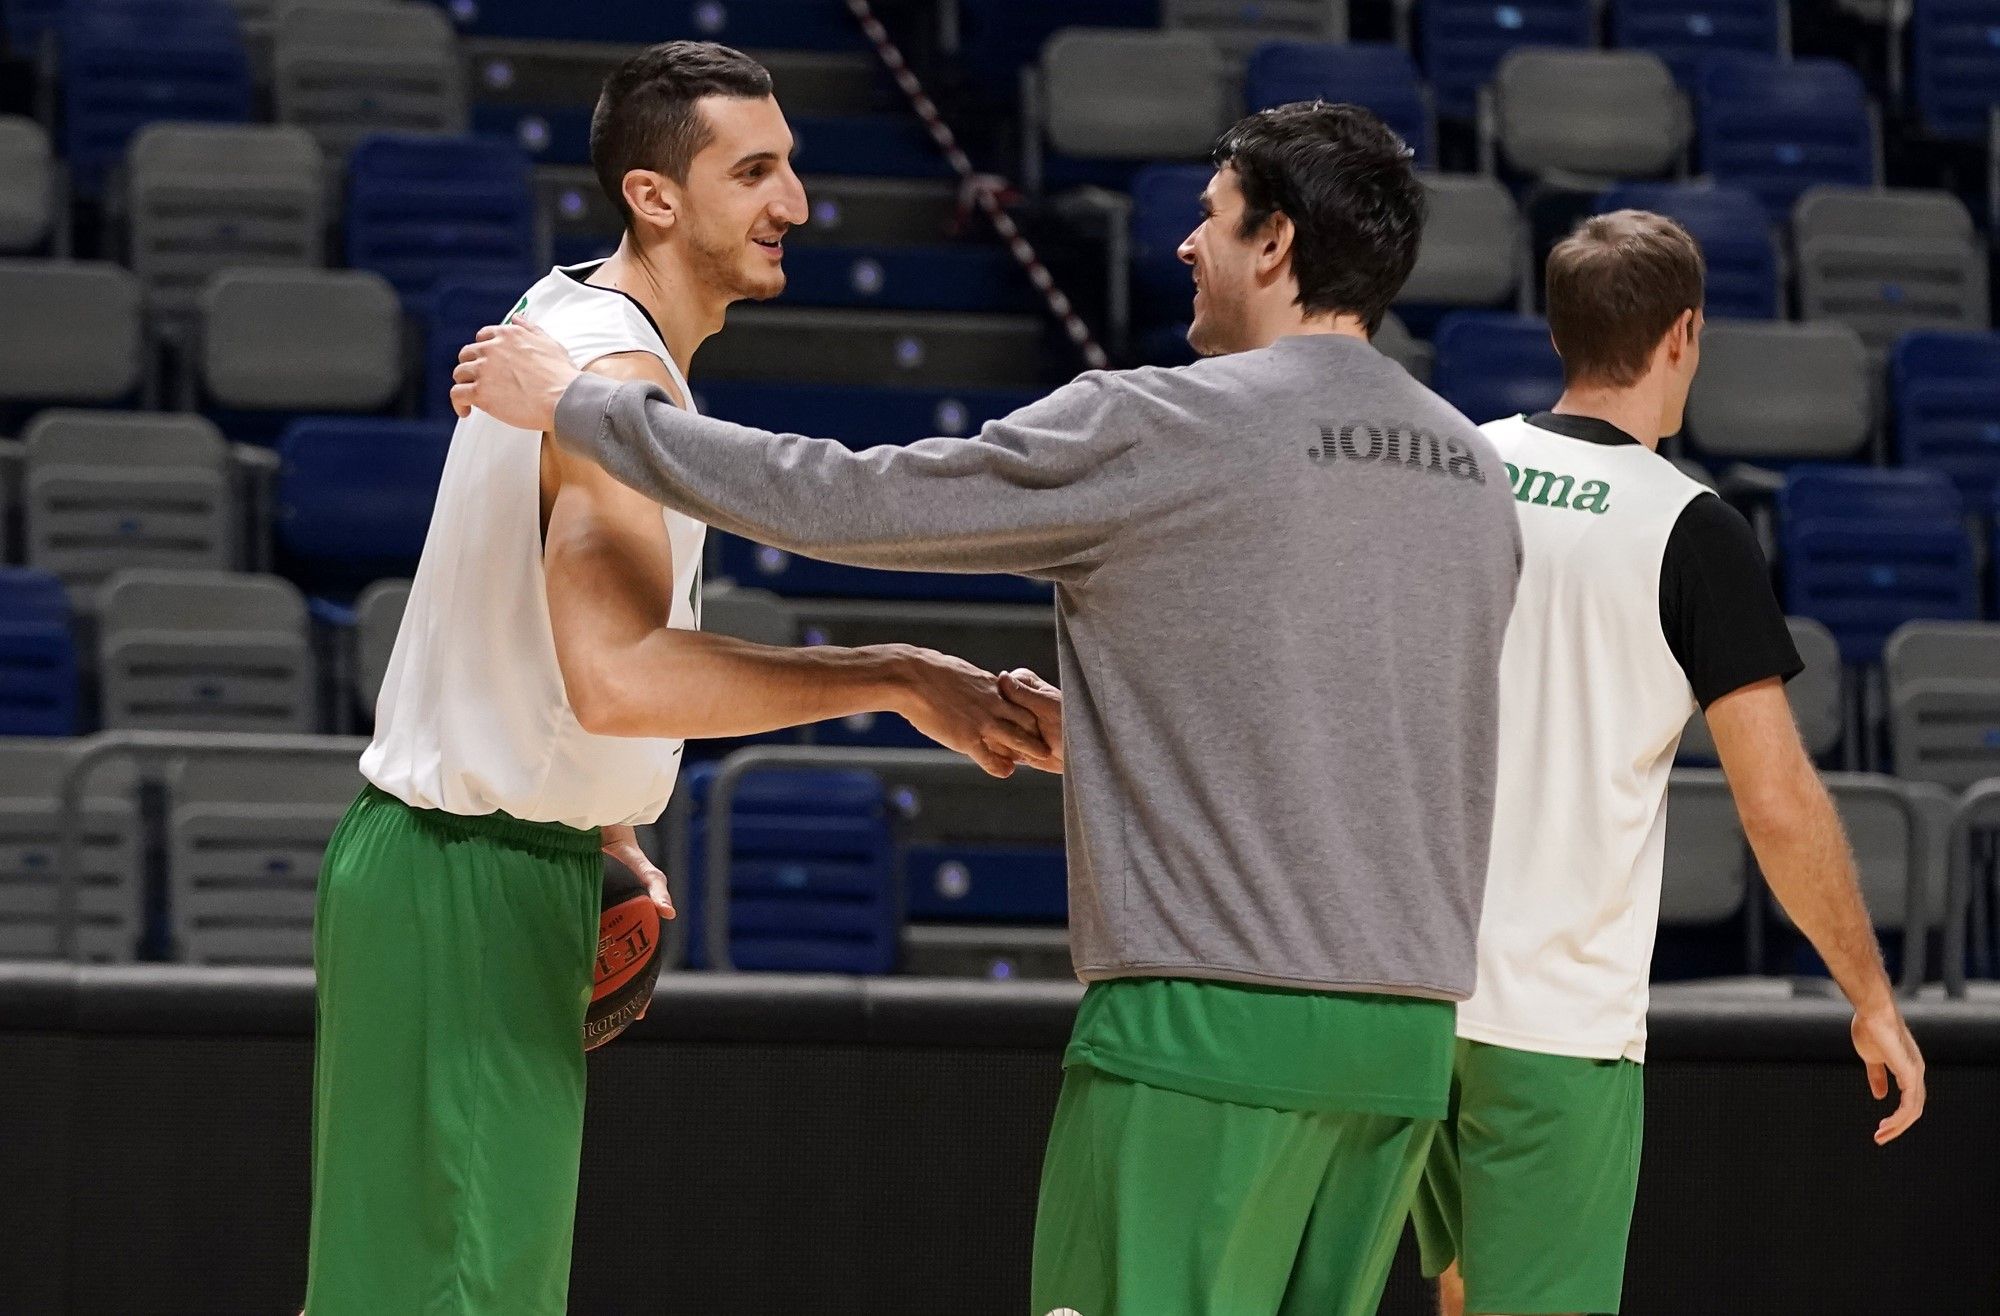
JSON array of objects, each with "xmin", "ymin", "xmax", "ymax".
[{"xmin": 554, "ymin": 333, "xmax": 1521, "ymax": 999}]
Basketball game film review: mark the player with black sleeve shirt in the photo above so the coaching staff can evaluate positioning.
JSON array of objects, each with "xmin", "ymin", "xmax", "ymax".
[{"xmin": 1411, "ymin": 211, "xmax": 1927, "ymax": 1316}]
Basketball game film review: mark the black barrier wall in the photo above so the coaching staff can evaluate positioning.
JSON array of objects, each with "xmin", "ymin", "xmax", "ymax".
[{"xmin": 1, "ymin": 966, "xmax": 1996, "ymax": 1315}]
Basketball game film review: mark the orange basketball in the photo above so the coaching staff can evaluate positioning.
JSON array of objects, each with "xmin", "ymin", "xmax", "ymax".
[{"xmin": 585, "ymin": 866, "xmax": 662, "ymax": 1052}]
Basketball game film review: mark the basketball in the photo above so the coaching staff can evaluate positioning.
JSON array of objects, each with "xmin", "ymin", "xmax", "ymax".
[{"xmin": 585, "ymin": 865, "xmax": 663, "ymax": 1052}]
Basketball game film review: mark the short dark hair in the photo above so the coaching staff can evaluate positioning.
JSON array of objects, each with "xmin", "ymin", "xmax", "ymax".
[
  {"xmin": 1210, "ymin": 102, "xmax": 1426, "ymax": 335},
  {"xmin": 590, "ymin": 41, "xmax": 773, "ymax": 225},
  {"xmin": 1545, "ymin": 211, "xmax": 1706, "ymax": 388}
]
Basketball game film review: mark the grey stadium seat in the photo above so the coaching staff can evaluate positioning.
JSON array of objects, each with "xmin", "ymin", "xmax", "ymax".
[
  {"xmin": 1490, "ymin": 50, "xmax": 1689, "ymax": 182},
  {"xmin": 0, "ymin": 115, "xmax": 57, "ymax": 253},
  {"xmin": 0, "ymin": 260, "xmax": 144, "ymax": 406},
  {"xmin": 1682, "ymin": 320, "xmax": 1871, "ymax": 461},
  {"xmin": 1372, "ymin": 311, "xmax": 1432, "ymax": 383},
  {"xmin": 1666, "ymin": 771, "xmax": 1945, "ymax": 994},
  {"xmin": 199, "ymin": 267, "xmax": 401, "ymax": 411},
  {"xmin": 166, "ymin": 748, "xmax": 360, "ymax": 964},
  {"xmin": 23, "ymin": 410, "xmax": 234, "ymax": 598},
  {"xmin": 696, "ymin": 307, "xmax": 1042, "ymax": 389},
  {"xmin": 127, "ymin": 123, "xmax": 324, "ymax": 321},
  {"xmin": 274, "ymin": 0, "xmax": 467, "ymax": 161},
  {"xmin": 1038, "ymin": 30, "xmax": 1230, "ymax": 161},
  {"xmin": 1787, "ymin": 775, "xmax": 1951, "ymax": 993},
  {"xmin": 0, "ymin": 742, "xmax": 142, "ymax": 962},
  {"xmin": 1398, "ymin": 174, "xmax": 1522, "ymax": 309},
  {"xmin": 1885, "ymin": 621, "xmax": 2000, "ymax": 790},
  {"xmin": 97, "ymin": 569, "xmax": 315, "ymax": 732},
  {"xmin": 700, "ymin": 583, "xmax": 796, "ymax": 647},
  {"xmin": 353, "ymin": 577, "xmax": 409, "ymax": 716},
  {"xmin": 1793, "ymin": 186, "xmax": 1990, "ymax": 352},
  {"xmin": 1163, "ymin": 0, "xmax": 1347, "ymax": 59},
  {"xmin": 1681, "ymin": 616, "xmax": 1844, "ymax": 764},
  {"xmin": 1662, "ymin": 769, "xmax": 1750, "ymax": 931}
]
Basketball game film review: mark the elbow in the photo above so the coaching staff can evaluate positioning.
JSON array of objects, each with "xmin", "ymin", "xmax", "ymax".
[
  {"xmin": 1734, "ymin": 779, "xmax": 1819, "ymax": 846},
  {"xmin": 566, "ymin": 666, "xmax": 639, "ymax": 738}
]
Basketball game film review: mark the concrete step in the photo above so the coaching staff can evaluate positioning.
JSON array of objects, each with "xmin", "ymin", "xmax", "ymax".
[
  {"xmin": 697, "ymin": 307, "xmax": 1046, "ymax": 389},
  {"xmin": 466, "ymin": 41, "xmax": 882, "ymax": 116}
]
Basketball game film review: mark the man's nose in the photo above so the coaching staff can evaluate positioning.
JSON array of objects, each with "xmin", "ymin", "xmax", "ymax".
[
  {"xmin": 775, "ymin": 167, "xmax": 809, "ymax": 227},
  {"xmin": 1178, "ymin": 235, "xmax": 1197, "ymax": 266}
]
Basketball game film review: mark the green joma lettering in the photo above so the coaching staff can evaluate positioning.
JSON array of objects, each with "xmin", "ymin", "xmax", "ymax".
[{"xmin": 1502, "ymin": 463, "xmax": 1611, "ymax": 515}]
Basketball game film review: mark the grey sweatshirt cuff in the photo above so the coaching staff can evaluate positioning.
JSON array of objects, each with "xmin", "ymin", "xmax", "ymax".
[{"xmin": 553, "ymin": 369, "xmax": 643, "ymax": 461}]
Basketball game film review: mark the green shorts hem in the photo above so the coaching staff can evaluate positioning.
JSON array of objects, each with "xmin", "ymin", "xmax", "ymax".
[{"xmin": 1410, "ymin": 1038, "xmax": 1644, "ymax": 1315}]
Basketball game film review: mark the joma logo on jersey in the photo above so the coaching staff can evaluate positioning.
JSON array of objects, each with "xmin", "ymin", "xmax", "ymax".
[
  {"xmin": 1503, "ymin": 463, "xmax": 1612, "ymax": 514},
  {"xmin": 1306, "ymin": 423, "xmax": 1486, "ymax": 484}
]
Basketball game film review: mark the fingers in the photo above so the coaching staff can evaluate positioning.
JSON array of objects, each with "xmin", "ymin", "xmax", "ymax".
[
  {"xmin": 475, "ymin": 323, "xmax": 502, "ymax": 342},
  {"xmin": 969, "ymin": 741, "xmax": 1016, "ymax": 778},
  {"xmin": 1006, "ymin": 667, "xmax": 1059, "ymax": 696},
  {"xmin": 450, "ymin": 382, "xmax": 473, "ymax": 419},
  {"xmin": 1876, "ymin": 1075, "xmax": 1924, "ymax": 1145},
  {"xmin": 982, "ymin": 718, "xmax": 1050, "ymax": 765},
  {"xmin": 1866, "ymin": 1059, "xmax": 1888, "ymax": 1101},
  {"xmin": 987, "ymin": 688, "xmax": 1041, "ymax": 734}
]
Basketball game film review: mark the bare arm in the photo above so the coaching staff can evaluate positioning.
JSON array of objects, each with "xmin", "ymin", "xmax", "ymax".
[
  {"xmin": 543, "ymin": 353, "xmax": 1045, "ymax": 775},
  {"xmin": 454, "ymin": 318, "xmax": 1149, "ymax": 583},
  {"xmin": 1707, "ymin": 678, "xmax": 1925, "ymax": 1142}
]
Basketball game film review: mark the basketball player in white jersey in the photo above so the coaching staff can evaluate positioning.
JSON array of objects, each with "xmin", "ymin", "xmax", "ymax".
[
  {"xmin": 304, "ymin": 43, "xmax": 1048, "ymax": 1316},
  {"xmin": 1410, "ymin": 211, "xmax": 1927, "ymax": 1316}
]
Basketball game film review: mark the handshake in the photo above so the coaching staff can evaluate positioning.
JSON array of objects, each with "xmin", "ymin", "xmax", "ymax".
[{"xmin": 884, "ymin": 646, "xmax": 1065, "ymax": 778}]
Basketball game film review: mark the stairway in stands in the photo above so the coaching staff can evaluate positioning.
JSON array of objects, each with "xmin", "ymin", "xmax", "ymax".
[{"xmin": 451, "ymin": 0, "xmax": 1053, "ymax": 448}]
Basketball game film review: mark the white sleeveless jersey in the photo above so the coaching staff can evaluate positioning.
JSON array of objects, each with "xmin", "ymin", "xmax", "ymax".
[
  {"xmin": 1457, "ymin": 414, "xmax": 1708, "ymax": 1063},
  {"xmin": 360, "ymin": 264, "xmax": 706, "ymax": 830}
]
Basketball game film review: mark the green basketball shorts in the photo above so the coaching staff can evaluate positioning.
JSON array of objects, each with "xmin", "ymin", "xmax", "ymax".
[
  {"xmin": 1031, "ymin": 1065, "xmax": 1435, "ymax": 1316},
  {"xmin": 305, "ymin": 786, "xmax": 602, "ymax": 1316},
  {"xmin": 1410, "ymin": 1038, "xmax": 1645, "ymax": 1315}
]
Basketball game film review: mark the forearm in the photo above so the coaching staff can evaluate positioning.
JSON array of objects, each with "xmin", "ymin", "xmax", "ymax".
[
  {"xmin": 552, "ymin": 372, "xmax": 1132, "ymax": 580},
  {"xmin": 1744, "ymin": 786, "xmax": 1898, "ymax": 1012},
  {"xmin": 577, "ymin": 630, "xmax": 914, "ymax": 740}
]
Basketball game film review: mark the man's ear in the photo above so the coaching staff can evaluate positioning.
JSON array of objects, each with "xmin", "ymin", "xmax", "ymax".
[
  {"xmin": 621, "ymin": 169, "xmax": 679, "ymax": 233},
  {"xmin": 1257, "ymin": 211, "xmax": 1296, "ymax": 282}
]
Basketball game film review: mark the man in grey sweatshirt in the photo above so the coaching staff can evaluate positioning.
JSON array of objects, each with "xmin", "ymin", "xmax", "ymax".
[{"xmin": 455, "ymin": 102, "xmax": 1520, "ymax": 1316}]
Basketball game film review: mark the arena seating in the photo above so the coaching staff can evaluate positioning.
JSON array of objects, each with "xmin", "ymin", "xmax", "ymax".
[{"xmin": 0, "ymin": 0, "xmax": 1997, "ymax": 991}]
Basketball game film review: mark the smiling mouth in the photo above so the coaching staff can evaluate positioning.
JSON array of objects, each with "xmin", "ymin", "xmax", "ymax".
[{"xmin": 752, "ymin": 236, "xmax": 783, "ymax": 256}]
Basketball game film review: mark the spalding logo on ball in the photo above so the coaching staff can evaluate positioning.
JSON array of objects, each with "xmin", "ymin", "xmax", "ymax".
[{"xmin": 585, "ymin": 865, "xmax": 663, "ymax": 1051}]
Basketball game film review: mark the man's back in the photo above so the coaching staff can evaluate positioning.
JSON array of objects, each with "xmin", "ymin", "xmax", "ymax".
[{"xmin": 1057, "ymin": 333, "xmax": 1521, "ymax": 999}]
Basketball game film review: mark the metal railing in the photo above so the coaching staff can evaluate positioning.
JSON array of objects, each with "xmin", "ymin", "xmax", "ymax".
[{"xmin": 53, "ymin": 730, "xmax": 366, "ymax": 960}]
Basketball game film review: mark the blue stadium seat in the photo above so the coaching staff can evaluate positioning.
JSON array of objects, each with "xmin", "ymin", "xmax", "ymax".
[
  {"xmin": 1695, "ymin": 54, "xmax": 1876, "ymax": 222},
  {"xmin": 1244, "ymin": 42, "xmax": 1434, "ymax": 165},
  {"xmin": 691, "ymin": 381, "xmax": 1046, "ymax": 446},
  {"xmin": 440, "ymin": 0, "xmax": 865, "ymax": 48},
  {"xmin": 682, "ymin": 764, "xmax": 897, "ymax": 973},
  {"xmin": 1609, "ymin": 0, "xmax": 1784, "ymax": 87},
  {"xmin": 421, "ymin": 276, "xmax": 526, "ymax": 420},
  {"xmin": 471, "ymin": 102, "xmax": 594, "ymax": 166},
  {"xmin": 0, "ymin": 568, "xmax": 79, "ymax": 736},
  {"xmin": 1597, "ymin": 182, "xmax": 1780, "ymax": 318},
  {"xmin": 1892, "ymin": 330, "xmax": 2000, "ymax": 503},
  {"xmin": 1432, "ymin": 312, "xmax": 1565, "ymax": 423},
  {"xmin": 1778, "ymin": 466, "xmax": 1978, "ymax": 664},
  {"xmin": 346, "ymin": 135, "xmax": 536, "ymax": 304},
  {"xmin": 956, "ymin": 0, "xmax": 1158, "ymax": 101},
  {"xmin": 4, "ymin": 0, "xmax": 60, "ymax": 56},
  {"xmin": 1418, "ymin": 0, "xmax": 1593, "ymax": 121},
  {"xmin": 274, "ymin": 418, "xmax": 452, "ymax": 599},
  {"xmin": 1130, "ymin": 164, "xmax": 1205, "ymax": 332},
  {"xmin": 717, "ymin": 534, "xmax": 1055, "ymax": 604},
  {"xmin": 59, "ymin": 0, "xmax": 252, "ymax": 198},
  {"xmin": 1910, "ymin": 0, "xmax": 2000, "ymax": 143},
  {"xmin": 809, "ymin": 710, "xmax": 928, "ymax": 751},
  {"xmin": 777, "ymin": 245, "xmax": 1034, "ymax": 313},
  {"xmin": 903, "ymin": 844, "xmax": 1068, "ymax": 922},
  {"xmin": 789, "ymin": 114, "xmax": 954, "ymax": 179}
]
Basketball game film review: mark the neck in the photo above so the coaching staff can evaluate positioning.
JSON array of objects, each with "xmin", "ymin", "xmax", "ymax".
[
  {"xmin": 1240, "ymin": 299, "xmax": 1372, "ymax": 352},
  {"xmin": 586, "ymin": 234, "xmax": 726, "ymax": 375},
  {"xmin": 1551, "ymin": 383, "xmax": 1666, "ymax": 451}
]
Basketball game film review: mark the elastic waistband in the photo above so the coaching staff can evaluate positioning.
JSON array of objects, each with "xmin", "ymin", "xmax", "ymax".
[{"xmin": 360, "ymin": 784, "xmax": 603, "ymax": 857}]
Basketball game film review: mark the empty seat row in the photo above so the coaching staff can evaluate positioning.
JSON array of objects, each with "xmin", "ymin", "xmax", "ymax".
[{"xmin": 39, "ymin": 0, "xmax": 464, "ymax": 200}]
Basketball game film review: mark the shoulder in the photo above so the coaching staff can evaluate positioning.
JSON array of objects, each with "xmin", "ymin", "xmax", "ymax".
[
  {"xmin": 582, "ymin": 350, "xmax": 687, "ymax": 410},
  {"xmin": 1664, "ymin": 492, "xmax": 1769, "ymax": 576}
]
